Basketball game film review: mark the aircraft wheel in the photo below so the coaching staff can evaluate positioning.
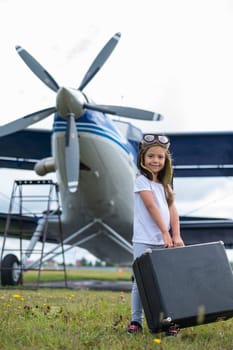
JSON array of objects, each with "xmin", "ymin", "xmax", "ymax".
[{"xmin": 1, "ymin": 254, "xmax": 22, "ymax": 286}]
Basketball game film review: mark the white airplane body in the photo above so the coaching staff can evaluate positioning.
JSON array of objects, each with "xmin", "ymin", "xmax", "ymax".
[{"xmin": 49, "ymin": 111, "xmax": 137, "ymax": 263}]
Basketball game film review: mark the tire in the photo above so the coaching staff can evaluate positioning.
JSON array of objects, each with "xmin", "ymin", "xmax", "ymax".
[{"xmin": 1, "ymin": 254, "xmax": 22, "ymax": 286}]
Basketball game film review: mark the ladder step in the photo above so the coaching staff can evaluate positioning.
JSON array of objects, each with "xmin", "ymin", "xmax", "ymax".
[{"xmin": 15, "ymin": 179, "xmax": 54, "ymax": 185}]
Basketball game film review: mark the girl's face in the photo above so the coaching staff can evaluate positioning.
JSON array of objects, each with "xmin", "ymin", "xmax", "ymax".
[{"xmin": 143, "ymin": 145, "xmax": 166, "ymax": 177}]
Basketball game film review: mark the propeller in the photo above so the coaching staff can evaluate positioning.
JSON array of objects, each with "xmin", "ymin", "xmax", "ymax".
[
  {"xmin": 1, "ymin": 32, "xmax": 163, "ymax": 192},
  {"xmin": 0, "ymin": 107, "xmax": 56, "ymax": 137},
  {"xmin": 83, "ymin": 104, "xmax": 163, "ymax": 121},
  {"xmin": 65, "ymin": 114, "xmax": 80, "ymax": 192},
  {"xmin": 78, "ymin": 32, "xmax": 121, "ymax": 91},
  {"xmin": 16, "ymin": 46, "xmax": 60, "ymax": 92}
]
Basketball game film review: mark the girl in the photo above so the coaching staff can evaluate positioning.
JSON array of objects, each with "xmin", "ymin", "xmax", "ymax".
[{"xmin": 128, "ymin": 134, "xmax": 184, "ymax": 335}]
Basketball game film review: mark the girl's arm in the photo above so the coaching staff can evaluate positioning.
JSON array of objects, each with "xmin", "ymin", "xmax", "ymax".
[
  {"xmin": 140, "ymin": 191, "xmax": 173, "ymax": 248},
  {"xmin": 169, "ymin": 202, "xmax": 185, "ymax": 246}
]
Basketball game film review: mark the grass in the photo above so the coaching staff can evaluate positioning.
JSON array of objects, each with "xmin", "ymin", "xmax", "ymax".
[
  {"xmin": 1, "ymin": 269, "xmax": 233, "ymax": 349},
  {"xmin": 22, "ymin": 267, "xmax": 132, "ymax": 283},
  {"xmin": 0, "ymin": 287, "xmax": 233, "ymax": 349}
]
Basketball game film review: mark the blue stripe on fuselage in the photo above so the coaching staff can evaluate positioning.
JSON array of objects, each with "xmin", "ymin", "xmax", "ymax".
[{"xmin": 53, "ymin": 110, "xmax": 138, "ymax": 159}]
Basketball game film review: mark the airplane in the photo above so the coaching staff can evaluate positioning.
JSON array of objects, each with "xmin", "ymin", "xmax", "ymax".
[{"xmin": 0, "ymin": 32, "xmax": 233, "ymax": 286}]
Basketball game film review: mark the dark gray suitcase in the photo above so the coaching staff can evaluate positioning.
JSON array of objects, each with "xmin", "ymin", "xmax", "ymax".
[{"xmin": 133, "ymin": 241, "xmax": 233, "ymax": 333}]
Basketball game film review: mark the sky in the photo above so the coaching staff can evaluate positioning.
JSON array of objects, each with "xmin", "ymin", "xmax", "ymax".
[
  {"xmin": 0, "ymin": 0, "xmax": 233, "ymax": 132},
  {"xmin": 0, "ymin": 0, "xmax": 233, "ymax": 261}
]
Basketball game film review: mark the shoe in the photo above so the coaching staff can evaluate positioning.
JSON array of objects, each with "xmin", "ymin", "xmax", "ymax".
[
  {"xmin": 127, "ymin": 321, "xmax": 142, "ymax": 334},
  {"xmin": 165, "ymin": 325, "xmax": 180, "ymax": 337}
]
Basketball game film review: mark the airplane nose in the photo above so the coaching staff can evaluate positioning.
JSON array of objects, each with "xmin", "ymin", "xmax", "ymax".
[{"xmin": 56, "ymin": 87, "xmax": 86, "ymax": 118}]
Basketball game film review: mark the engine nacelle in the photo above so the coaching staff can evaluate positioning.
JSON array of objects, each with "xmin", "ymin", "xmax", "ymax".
[{"xmin": 34, "ymin": 157, "xmax": 56, "ymax": 176}]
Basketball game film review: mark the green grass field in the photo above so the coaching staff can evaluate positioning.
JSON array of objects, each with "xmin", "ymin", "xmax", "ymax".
[
  {"xmin": 1, "ymin": 270, "xmax": 233, "ymax": 349},
  {"xmin": 22, "ymin": 267, "xmax": 132, "ymax": 283},
  {"xmin": 0, "ymin": 288, "xmax": 233, "ymax": 350}
]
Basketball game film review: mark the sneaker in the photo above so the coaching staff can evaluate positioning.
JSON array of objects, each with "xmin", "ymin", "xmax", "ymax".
[
  {"xmin": 165, "ymin": 325, "xmax": 180, "ymax": 337},
  {"xmin": 127, "ymin": 321, "xmax": 143, "ymax": 334}
]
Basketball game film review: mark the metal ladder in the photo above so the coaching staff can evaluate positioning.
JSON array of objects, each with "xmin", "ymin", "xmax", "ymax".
[{"xmin": 0, "ymin": 179, "xmax": 68, "ymax": 288}]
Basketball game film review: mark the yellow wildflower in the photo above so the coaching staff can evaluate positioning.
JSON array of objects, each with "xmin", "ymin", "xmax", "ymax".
[
  {"xmin": 13, "ymin": 294, "xmax": 22, "ymax": 299},
  {"xmin": 154, "ymin": 338, "xmax": 161, "ymax": 344}
]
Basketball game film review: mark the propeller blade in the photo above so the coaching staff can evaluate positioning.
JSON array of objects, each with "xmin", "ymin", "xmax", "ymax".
[
  {"xmin": 83, "ymin": 103, "xmax": 163, "ymax": 121},
  {"xmin": 0, "ymin": 107, "xmax": 56, "ymax": 137},
  {"xmin": 78, "ymin": 32, "xmax": 121, "ymax": 91},
  {"xmin": 65, "ymin": 114, "xmax": 79, "ymax": 192},
  {"xmin": 16, "ymin": 46, "xmax": 60, "ymax": 92}
]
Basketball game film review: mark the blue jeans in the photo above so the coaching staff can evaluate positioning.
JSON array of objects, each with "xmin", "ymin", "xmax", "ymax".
[{"xmin": 131, "ymin": 242, "xmax": 163, "ymax": 326}]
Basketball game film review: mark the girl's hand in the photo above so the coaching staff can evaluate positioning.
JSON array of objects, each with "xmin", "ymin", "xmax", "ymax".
[
  {"xmin": 173, "ymin": 237, "xmax": 185, "ymax": 247},
  {"xmin": 162, "ymin": 231, "xmax": 174, "ymax": 248}
]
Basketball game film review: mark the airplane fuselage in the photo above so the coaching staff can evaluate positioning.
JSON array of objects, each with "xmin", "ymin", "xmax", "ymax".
[{"xmin": 51, "ymin": 110, "xmax": 138, "ymax": 264}]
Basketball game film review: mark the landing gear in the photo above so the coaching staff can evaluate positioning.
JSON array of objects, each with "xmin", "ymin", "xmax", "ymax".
[{"xmin": 1, "ymin": 254, "xmax": 22, "ymax": 286}]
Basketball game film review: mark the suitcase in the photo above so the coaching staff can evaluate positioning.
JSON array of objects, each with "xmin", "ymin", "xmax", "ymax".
[{"xmin": 133, "ymin": 241, "xmax": 233, "ymax": 333}]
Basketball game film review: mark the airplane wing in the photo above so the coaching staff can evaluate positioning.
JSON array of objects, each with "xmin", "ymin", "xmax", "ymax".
[
  {"xmin": 180, "ymin": 216, "xmax": 233, "ymax": 248},
  {"xmin": 0, "ymin": 126, "xmax": 233, "ymax": 176},
  {"xmin": 168, "ymin": 131, "xmax": 233, "ymax": 177},
  {"xmin": 0, "ymin": 211, "xmax": 61, "ymax": 244},
  {"xmin": 0, "ymin": 129, "xmax": 51, "ymax": 170},
  {"xmin": 1, "ymin": 212, "xmax": 233, "ymax": 248},
  {"xmin": 0, "ymin": 213, "xmax": 37, "ymax": 240}
]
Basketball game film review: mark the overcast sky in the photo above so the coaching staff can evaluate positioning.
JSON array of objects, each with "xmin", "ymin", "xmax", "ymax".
[
  {"xmin": 0, "ymin": 0, "xmax": 233, "ymax": 261},
  {"xmin": 0, "ymin": 0, "xmax": 233, "ymax": 132}
]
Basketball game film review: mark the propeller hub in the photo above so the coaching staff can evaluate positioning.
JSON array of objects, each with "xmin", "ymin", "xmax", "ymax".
[{"xmin": 56, "ymin": 87, "xmax": 87, "ymax": 119}]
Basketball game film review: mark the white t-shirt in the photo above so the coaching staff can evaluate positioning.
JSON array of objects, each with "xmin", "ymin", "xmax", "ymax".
[{"xmin": 133, "ymin": 174, "xmax": 170, "ymax": 245}]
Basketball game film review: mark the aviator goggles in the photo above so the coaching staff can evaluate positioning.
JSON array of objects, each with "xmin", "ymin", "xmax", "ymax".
[{"xmin": 139, "ymin": 134, "xmax": 170, "ymax": 150}]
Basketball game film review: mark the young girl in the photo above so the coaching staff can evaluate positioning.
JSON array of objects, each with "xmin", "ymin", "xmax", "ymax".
[{"xmin": 128, "ymin": 134, "xmax": 184, "ymax": 335}]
